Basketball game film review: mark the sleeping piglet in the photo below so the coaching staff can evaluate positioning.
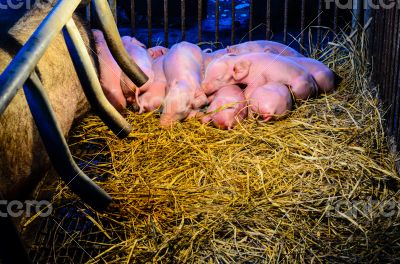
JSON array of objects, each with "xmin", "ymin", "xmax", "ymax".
[
  {"xmin": 160, "ymin": 42, "xmax": 208, "ymax": 127},
  {"xmin": 137, "ymin": 55, "xmax": 167, "ymax": 113},
  {"xmin": 227, "ymin": 40, "xmax": 304, "ymax": 57},
  {"xmin": 246, "ymin": 83, "xmax": 293, "ymax": 122},
  {"xmin": 259, "ymin": 49, "xmax": 338, "ymax": 94},
  {"xmin": 201, "ymin": 85, "xmax": 247, "ymax": 130},
  {"xmin": 92, "ymin": 29, "xmax": 126, "ymax": 111},
  {"xmin": 286, "ymin": 57, "xmax": 337, "ymax": 94},
  {"xmin": 148, "ymin": 46, "xmax": 169, "ymax": 59},
  {"xmin": 202, "ymin": 52, "xmax": 317, "ymax": 100},
  {"xmin": 202, "ymin": 48, "xmax": 228, "ymax": 68},
  {"xmin": 120, "ymin": 36, "xmax": 155, "ymax": 104}
]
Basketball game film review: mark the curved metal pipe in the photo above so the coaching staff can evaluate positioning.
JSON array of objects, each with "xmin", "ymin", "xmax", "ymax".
[
  {"xmin": 63, "ymin": 18, "xmax": 132, "ymax": 139},
  {"xmin": 23, "ymin": 73, "xmax": 112, "ymax": 212},
  {"xmin": 0, "ymin": 0, "xmax": 82, "ymax": 116},
  {"xmin": 92, "ymin": 0, "xmax": 149, "ymax": 87}
]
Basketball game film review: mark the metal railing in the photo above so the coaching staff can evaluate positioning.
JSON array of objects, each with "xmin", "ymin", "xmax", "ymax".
[
  {"xmin": 0, "ymin": 0, "xmax": 149, "ymax": 211},
  {"xmin": 371, "ymin": 1, "xmax": 400, "ymax": 151},
  {"xmin": 109, "ymin": 0, "xmax": 358, "ymax": 49}
]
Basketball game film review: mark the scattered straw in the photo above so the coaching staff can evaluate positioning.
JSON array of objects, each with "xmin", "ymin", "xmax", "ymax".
[{"xmin": 31, "ymin": 26, "xmax": 400, "ymax": 263}]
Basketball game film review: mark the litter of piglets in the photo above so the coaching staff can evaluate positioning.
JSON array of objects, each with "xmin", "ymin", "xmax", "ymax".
[{"xmin": 93, "ymin": 31, "xmax": 341, "ymax": 129}]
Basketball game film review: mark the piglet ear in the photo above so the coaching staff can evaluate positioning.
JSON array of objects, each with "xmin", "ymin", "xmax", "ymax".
[
  {"xmin": 227, "ymin": 46, "xmax": 237, "ymax": 54},
  {"xmin": 131, "ymin": 37, "xmax": 147, "ymax": 48},
  {"xmin": 121, "ymin": 36, "xmax": 131, "ymax": 45},
  {"xmin": 148, "ymin": 49, "xmax": 155, "ymax": 58},
  {"xmin": 263, "ymin": 47, "xmax": 277, "ymax": 54},
  {"xmin": 160, "ymin": 47, "xmax": 169, "ymax": 55},
  {"xmin": 233, "ymin": 60, "xmax": 251, "ymax": 81}
]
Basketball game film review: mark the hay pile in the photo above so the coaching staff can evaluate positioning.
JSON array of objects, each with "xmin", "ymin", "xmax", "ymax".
[{"xmin": 44, "ymin": 28, "xmax": 400, "ymax": 263}]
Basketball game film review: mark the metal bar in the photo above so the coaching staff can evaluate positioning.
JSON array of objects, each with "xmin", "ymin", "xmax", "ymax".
[
  {"xmin": 333, "ymin": 1, "xmax": 338, "ymax": 34},
  {"xmin": 249, "ymin": 0, "xmax": 253, "ymax": 41},
  {"xmin": 131, "ymin": 0, "xmax": 135, "ymax": 36},
  {"xmin": 385, "ymin": 7, "xmax": 396, "ymax": 133},
  {"xmin": 266, "ymin": 0, "xmax": 271, "ymax": 40},
  {"xmin": 283, "ymin": 0, "xmax": 288, "ymax": 44},
  {"xmin": 198, "ymin": 0, "xmax": 202, "ymax": 43},
  {"xmin": 24, "ymin": 73, "xmax": 112, "ymax": 211},
  {"xmin": 181, "ymin": 0, "xmax": 186, "ymax": 41},
  {"xmin": 377, "ymin": 8, "xmax": 385, "ymax": 102},
  {"xmin": 388, "ymin": 7, "xmax": 399, "ymax": 135},
  {"xmin": 215, "ymin": 0, "xmax": 220, "ymax": 43},
  {"xmin": 352, "ymin": 0, "xmax": 362, "ymax": 30},
  {"xmin": 0, "ymin": 0, "xmax": 82, "ymax": 116},
  {"xmin": 372, "ymin": 4, "xmax": 381, "ymax": 86},
  {"xmin": 92, "ymin": 0, "xmax": 148, "ymax": 87},
  {"xmin": 317, "ymin": 0, "xmax": 323, "ymax": 48},
  {"xmin": 147, "ymin": 0, "xmax": 152, "ymax": 47},
  {"xmin": 391, "ymin": 6, "xmax": 400, "ymax": 139},
  {"xmin": 108, "ymin": 0, "xmax": 117, "ymax": 24},
  {"xmin": 85, "ymin": 2, "xmax": 91, "ymax": 23},
  {"xmin": 300, "ymin": 0, "xmax": 305, "ymax": 53},
  {"xmin": 164, "ymin": 0, "xmax": 169, "ymax": 47},
  {"xmin": 231, "ymin": 0, "xmax": 235, "ymax": 45},
  {"xmin": 382, "ymin": 9, "xmax": 391, "ymax": 110},
  {"xmin": 63, "ymin": 19, "xmax": 132, "ymax": 138}
]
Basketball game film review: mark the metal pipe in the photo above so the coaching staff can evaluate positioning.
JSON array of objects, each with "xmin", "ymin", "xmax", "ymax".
[
  {"xmin": 300, "ymin": 0, "xmax": 305, "ymax": 53},
  {"xmin": 85, "ymin": 2, "xmax": 91, "ymax": 23},
  {"xmin": 198, "ymin": 0, "xmax": 203, "ymax": 43},
  {"xmin": 92, "ymin": 0, "xmax": 148, "ymax": 87},
  {"xmin": 164, "ymin": 0, "xmax": 169, "ymax": 47},
  {"xmin": 283, "ymin": 0, "xmax": 289, "ymax": 44},
  {"xmin": 352, "ymin": 0, "xmax": 362, "ymax": 30},
  {"xmin": 231, "ymin": 0, "xmax": 235, "ymax": 45},
  {"xmin": 249, "ymin": 0, "xmax": 253, "ymax": 41},
  {"xmin": 266, "ymin": 0, "xmax": 271, "ymax": 40},
  {"xmin": 23, "ymin": 73, "xmax": 112, "ymax": 211},
  {"xmin": 384, "ymin": 7, "xmax": 395, "ymax": 132},
  {"xmin": 63, "ymin": 19, "xmax": 132, "ymax": 139},
  {"xmin": 215, "ymin": 0, "xmax": 220, "ymax": 43},
  {"xmin": 317, "ymin": 0, "xmax": 323, "ymax": 48},
  {"xmin": 131, "ymin": 0, "xmax": 135, "ymax": 36},
  {"xmin": 391, "ymin": 8, "xmax": 400, "ymax": 136},
  {"xmin": 389, "ymin": 8, "xmax": 399, "ymax": 134},
  {"xmin": 333, "ymin": 1, "xmax": 338, "ymax": 34},
  {"xmin": 108, "ymin": 0, "xmax": 117, "ymax": 24},
  {"xmin": 181, "ymin": 0, "xmax": 186, "ymax": 41},
  {"xmin": 0, "ymin": 0, "xmax": 82, "ymax": 116},
  {"xmin": 147, "ymin": 0, "xmax": 152, "ymax": 47}
]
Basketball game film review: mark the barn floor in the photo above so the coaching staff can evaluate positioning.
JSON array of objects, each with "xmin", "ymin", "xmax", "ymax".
[{"xmin": 20, "ymin": 29, "xmax": 400, "ymax": 264}]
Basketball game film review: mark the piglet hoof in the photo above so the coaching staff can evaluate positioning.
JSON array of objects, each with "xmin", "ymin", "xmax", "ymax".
[{"xmin": 159, "ymin": 115, "xmax": 176, "ymax": 129}]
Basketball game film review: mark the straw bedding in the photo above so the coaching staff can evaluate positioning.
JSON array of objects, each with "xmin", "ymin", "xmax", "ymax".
[{"xmin": 33, "ymin": 28, "xmax": 400, "ymax": 263}]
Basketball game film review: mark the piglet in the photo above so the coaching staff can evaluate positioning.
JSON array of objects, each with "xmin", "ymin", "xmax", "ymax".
[
  {"xmin": 246, "ymin": 83, "xmax": 293, "ymax": 122},
  {"xmin": 203, "ymin": 48, "xmax": 228, "ymax": 68},
  {"xmin": 202, "ymin": 52, "xmax": 317, "ymax": 100},
  {"xmin": 201, "ymin": 85, "xmax": 247, "ymax": 130},
  {"xmin": 160, "ymin": 42, "xmax": 208, "ymax": 127},
  {"xmin": 137, "ymin": 55, "xmax": 167, "ymax": 113},
  {"xmin": 92, "ymin": 29, "xmax": 126, "ymax": 111},
  {"xmin": 227, "ymin": 40, "xmax": 303, "ymax": 57},
  {"xmin": 148, "ymin": 46, "xmax": 169, "ymax": 59},
  {"xmin": 258, "ymin": 48, "xmax": 338, "ymax": 94},
  {"xmin": 120, "ymin": 36, "xmax": 155, "ymax": 104},
  {"xmin": 287, "ymin": 57, "xmax": 337, "ymax": 93}
]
